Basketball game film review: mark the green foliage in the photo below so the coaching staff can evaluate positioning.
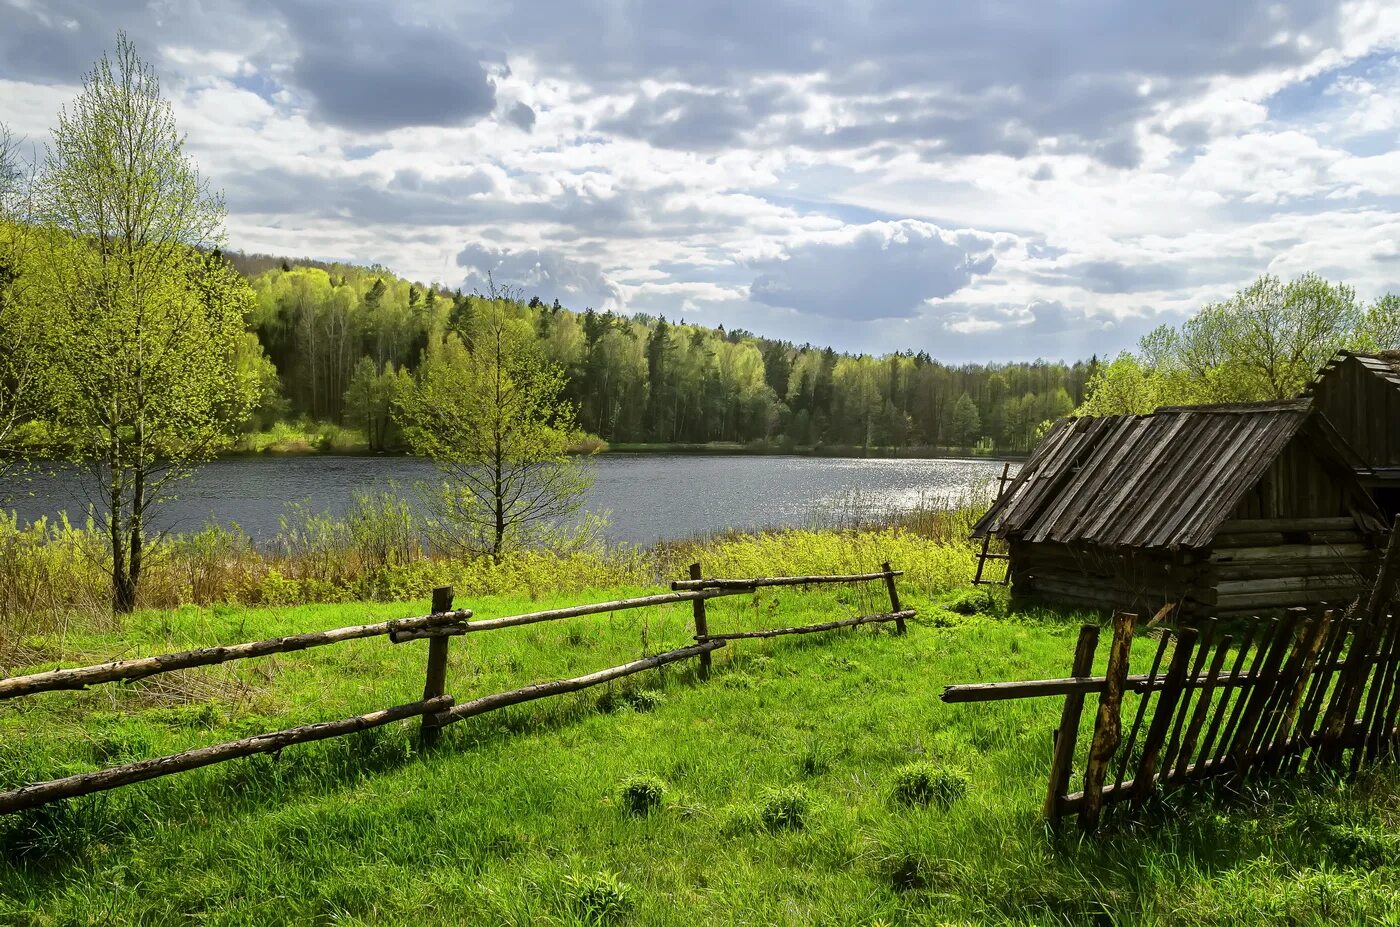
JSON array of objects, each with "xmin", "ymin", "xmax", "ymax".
[
  {"xmin": 1357, "ymin": 293, "xmax": 1400, "ymax": 351},
  {"xmin": 942, "ymin": 585, "xmax": 1007, "ymax": 617},
  {"xmin": 561, "ymin": 871, "xmax": 634, "ymax": 923},
  {"xmin": 618, "ymin": 777, "xmax": 666, "ymax": 817},
  {"xmin": 1075, "ymin": 353, "xmax": 1167, "ymax": 416},
  {"xmin": 756, "ymin": 786, "xmax": 812, "ymax": 831},
  {"xmin": 2, "ymin": 586, "xmax": 1399, "ymax": 924},
  {"xmin": 890, "ymin": 763, "xmax": 969, "ymax": 809},
  {"xmin": 949, "ymin": 392, "xmax": 981, "ymax": 447},
  {"xmin": 27, "ymin": 35, "xmax": 258, "ymax": 612},
  {"xmin": 399, "ymin": 302, "xmax": 595, "ymax": 559},
  {"xmin": 239, "ymin": 259, "xmax": 1098, "ymax": 454},
  {"xmin": 343, "ymin": 357, "xmax": 409, "ymax": 452},
  {"xmin": 1079, "ymin": 273, "xmax": 1396, "ymax": 416}
]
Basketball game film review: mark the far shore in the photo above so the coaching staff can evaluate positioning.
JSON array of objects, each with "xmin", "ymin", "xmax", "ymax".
[{"xmin": 221, "ymin": 441, "xmax": 1027, "ymax": 462}]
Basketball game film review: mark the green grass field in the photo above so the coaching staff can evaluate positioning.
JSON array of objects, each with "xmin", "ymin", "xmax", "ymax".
[{"xmin": 2, "ymin": 583, "xmax": 1399, "ymax": 926}]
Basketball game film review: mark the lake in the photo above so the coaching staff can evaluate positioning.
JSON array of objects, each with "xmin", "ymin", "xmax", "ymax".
[{"xmin": 2, "ymin": 454, "xmax": 1017, "ymax": 546}]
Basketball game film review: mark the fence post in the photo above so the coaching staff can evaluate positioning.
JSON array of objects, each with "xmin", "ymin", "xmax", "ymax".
[
  {"xmin": 1045, "ymin": 624, "xmax": 1099, "ymax": 828},
  {"xmin": 689, "ymin": 563, "xmax": 711, "ymax": 681},
  {"xmin": 420, "ymin": 585, "xmax": 454, "ymax": 748},
  {"xmin": 881, "ymin": 561, "xmax": 906, "ymax": 635},
  {"xmin": 1079, "ymin": 611, "xmax": 1136, "ymax": 834}
]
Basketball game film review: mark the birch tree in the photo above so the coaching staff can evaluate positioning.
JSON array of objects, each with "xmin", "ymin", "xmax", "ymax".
[
  {"xmin": 398, "ymin": 301, "xmax": 593, "ymax": 559},
  {"xmin": 35, "ymin": 35, "xmax": 258, "ymax": 612},
  {"xmin": 0, "ymin": 125, "xmax": 50, "ymax": 486}
]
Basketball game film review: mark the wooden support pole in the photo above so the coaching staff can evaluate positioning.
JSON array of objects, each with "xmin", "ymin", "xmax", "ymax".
[
  {"xmin": 432, "ymin": 641, "xmax": 726, "ymax": 726},
  {"xmin": 1079, "ymin": 611, "xmax": 1136, "ymax": 834},
  {"xmin": 690, "ymin": 564, "xmax": 711, "ymax": 681},
  {"xmin": 1172, "ymin": 631, "xmax": 1233, "ymax": 782},
  {"xmin": 699, "ymin": 610, "xmax": 915, "ymax": 641},
  {"xmin": 420, "ymin": 586, "xmax": 454, "ymax": 749},
  {"xmin": 0, "ymin": 695, "xmax": 453, "ymax": 816},
  {"xmin": 1044, "ymin": 624, "xmax": 1099, "ymax": 827},
  {"xmin": 1320, "ymin": 517, "xmax": 1400, "ymax": 768},
  {"xmin": 670, "ymin": 571, "xmax": 901, "ymax": 591},
  {"xmin": 461, "ymin": 589, "xmax": 740, "ymax": 634},
  {"xmin": 1131, "ymin": 626, "xmax": 1197, "ymax": 809},
  {"xmin": 882, "ymin": 561, "xmax": 906, "ymax": 635},
  {"xmin": 0, "ymin": 608, "xmax": 473, "ymax": 701}
]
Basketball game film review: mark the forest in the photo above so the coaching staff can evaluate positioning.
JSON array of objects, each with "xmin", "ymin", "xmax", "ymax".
[{"xmin": 230, "ymin": 253, "xmax": 1092, "ymax": 456}]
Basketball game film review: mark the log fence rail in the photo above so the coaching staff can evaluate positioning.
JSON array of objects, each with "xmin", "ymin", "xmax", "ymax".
[
  {"xmin": 0, "ymin": 562, "xmax": 912, "ymax": 816},
  {"xmin": 944, "ymin": 522, "xmax": 1400, "ymax": 833}
]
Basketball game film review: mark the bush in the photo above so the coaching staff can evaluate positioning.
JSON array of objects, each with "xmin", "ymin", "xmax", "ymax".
[
  {"xmin": 1323, "ymin": 823, "xmax": 1400, "ymax": 865},
  {"xmin": 619, "ymin": 777, "xmax": 666, "ymax": 817},
  {"xmin": 942, "ymin": 586, "xmax": 1004, "ymax": 617},
  {"xmin": 757, "ymin": 786, "xmax": 811, "ymax": 831},
  {"xmin": 562, "ymin": 871, "xmax": 633, "ymax": 923},
  {"xmin": 891, "ymin": 763, "xmax": 969, "ymax": 809}
]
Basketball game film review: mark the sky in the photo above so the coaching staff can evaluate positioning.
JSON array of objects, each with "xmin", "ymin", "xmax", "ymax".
[{"xmin": 1, "ymin": 1, "xmax": 1398, "ymax": 363}]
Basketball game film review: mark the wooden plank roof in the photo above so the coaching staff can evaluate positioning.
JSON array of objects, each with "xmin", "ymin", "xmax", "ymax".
[
  {"xmin": 1307, "ymin": 351, "xmax": 1400, "ymax": 393},
  {"xmin": 971, "ymin": 399, "xmax": 1358, "ymax": 550}
]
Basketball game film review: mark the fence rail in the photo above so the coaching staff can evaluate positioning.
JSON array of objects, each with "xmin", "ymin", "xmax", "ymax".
[
  {"xmin": 0, "ymin": 561, "xmax": 912, "ymax": 816},
  {"xmin": 943, "ymin": 521, "xmax": 1400, "ymax": 833}
]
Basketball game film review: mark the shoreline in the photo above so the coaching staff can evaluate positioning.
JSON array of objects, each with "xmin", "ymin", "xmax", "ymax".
[{"xmin": 221, "ymin": 442, "xmax": 1028, "ymax": 462}]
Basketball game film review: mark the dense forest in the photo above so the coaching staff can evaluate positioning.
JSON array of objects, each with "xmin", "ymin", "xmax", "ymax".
[{"xmin": 228, "ymin": 253, "xmax": 1093, "ymax": 455}]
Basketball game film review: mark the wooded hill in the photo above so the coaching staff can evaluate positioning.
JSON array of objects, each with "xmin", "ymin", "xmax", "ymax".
[{"xmin": 227, "ymin": 252, "xmax": 1095, "ymax": 454}]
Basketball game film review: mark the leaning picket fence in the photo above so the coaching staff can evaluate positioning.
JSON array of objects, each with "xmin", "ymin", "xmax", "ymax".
[
  {"xmin": 0, "ymin": 562, "xmax": 913, "ymax": 816},
  {"xmin": 942, "ymin": 531, "xmax": 1400, "ymax": 833}
]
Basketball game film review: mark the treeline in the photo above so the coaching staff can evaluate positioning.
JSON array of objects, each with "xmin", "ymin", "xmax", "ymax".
[
  {"xmin": 234, "ymin": 256, "xmax": 1096, "ymax": 454},
  {"xmin": 1077, "ymin": 273, "xmax": 1400, "ymax": 416}
]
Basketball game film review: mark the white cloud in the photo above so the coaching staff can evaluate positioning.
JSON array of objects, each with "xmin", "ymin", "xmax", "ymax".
[{"xmin": 0, "ymin": 1, "xmax": 1397, "ymax": 362}]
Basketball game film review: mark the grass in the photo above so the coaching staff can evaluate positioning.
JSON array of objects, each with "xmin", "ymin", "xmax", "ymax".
[{"xmin": 2, "ymin": 578, "xmax": 1399, "ymax": 925}]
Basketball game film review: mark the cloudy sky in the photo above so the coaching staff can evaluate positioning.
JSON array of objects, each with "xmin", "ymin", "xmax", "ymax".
[{"xmin": 2, "ymin": 1, "xmax": 1398, "ymax": 361}]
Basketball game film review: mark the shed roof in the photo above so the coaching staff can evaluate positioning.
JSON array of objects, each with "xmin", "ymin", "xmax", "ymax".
[
  {"xmin": 1307, "ymin": 351, "xmax": 1400, "ymax": 392},
  {"xmin": 972, "ymin": 399, "xmax": 1372, "ymax": 550}
]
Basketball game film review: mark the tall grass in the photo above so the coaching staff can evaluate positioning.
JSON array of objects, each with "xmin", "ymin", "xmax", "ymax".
[
  {"xmin": 0, "ymin": 488, "xmax": 986, "ymax": 671},
  {"xmin": 1, "ymin": 589, "xmax": 1396, "ymax": 925}
]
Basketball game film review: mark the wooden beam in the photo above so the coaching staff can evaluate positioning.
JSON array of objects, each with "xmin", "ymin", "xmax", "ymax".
[
  {"xmin": 419, "ymin": 586, "xmax": 455, "ymax": 749},
  {"xmin": 1045, "ymin": 625, "xmax": 1099, "ymax": 825},
  {"xmin": 0, "ymin": 609, "xmax": 474, "ymax": 701},
  {"xmin": 1079, "ymin": 611, "xmax": 1137, "ymax": 833},
  {"xmin": 670, "ymin": 570, "xmax": 901, "ymax": 591},
  {"xmin": 432, "ymin": 641, "xmax": 726, "ymax": 726},
  {"xmin": 0, "ymin": 696, "xmax": 453, "ymax": 815},
  {"xmin": 460, "ymin": 590, "xmax": 743, "ymax": 634},
  {"xmin": 699, "ymin": 610, "xmax": 915, "ymax": 641}
]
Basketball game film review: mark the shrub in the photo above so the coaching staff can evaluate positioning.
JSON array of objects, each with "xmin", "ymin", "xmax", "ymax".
[
  {"xmin": 757, "ymin": 786, "xmax": 811, "ymax": 831},
  {"xmin": 619, "ymin": 777, "xmax": 666, "ymax": 817},
  {"xmin": 942, "ymin": 587, "xmax": 1003, "ymax": 617},
  {"xmin": 562, "ymin": 871, "xmax": 633, "ymax": 923},
  {"xmin": 891, "ymin": 763, "xmax": 969, "ymax": 809},
  {"xmin": 1323, "ymin": 823, "xmax": 1400, "ymax": 865}
]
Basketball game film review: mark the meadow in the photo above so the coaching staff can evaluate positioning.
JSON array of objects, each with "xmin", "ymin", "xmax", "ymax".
[{"xmin": 2, "ymin": 535, "xmax": 1400, "ymax": 925}]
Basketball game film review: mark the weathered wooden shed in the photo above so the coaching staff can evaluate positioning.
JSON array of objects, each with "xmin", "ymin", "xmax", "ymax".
[
  {"xmin": 971, "ymin": 399, "xmax": 1388, "ymax": 618},
  {"xmin": 1306, "ymin": 350, "xmax": 1400, "ymax": 519}
]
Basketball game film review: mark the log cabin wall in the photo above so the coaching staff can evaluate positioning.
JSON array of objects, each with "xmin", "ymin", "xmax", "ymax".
[
  {"xmin": 1308, "ymin": 352, "xmax": 1400, "ymax": 519},
  {"xmin": 1204, "ymin": 438, "xmax": 1384, "ymax": 615},
  {"xmin": 1009, "ymin": 539, "xmax": 1207, "ymax": 618},
  {"xmin": 991, "ymin": 404, "xmax": 1388, "ymax": 620}
]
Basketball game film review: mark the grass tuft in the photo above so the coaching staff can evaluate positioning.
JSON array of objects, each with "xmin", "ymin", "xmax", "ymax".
[
  {"xmin": 890, "ymin": 763, "xmax": 970, "ymax": 809},
  {"xmin": 618, "ymin": 777, "xmax": 666, "ymax": 818}
]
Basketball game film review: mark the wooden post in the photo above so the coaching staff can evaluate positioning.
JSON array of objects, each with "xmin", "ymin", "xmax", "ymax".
[
  {"xmin": 420, "ymin": 586, "xmax": 454, "ymax": 748},
  {"xmin": 882, "ymin": 561, "xmax": 906, "ymax": 635},
  {"xmin": 1079, "ymin": 611, "xmax": 1136, "ymax": 834},
  {"xmin": 689, "ymin": 563, "xmax": 711, "ymax": 681},
  {"xmin": 1045, "ymin": 624, "xmax": 1099, "ymax": 826},
  {"xmin": 1131, "ymin": 626, "xmax": 1197, "ymax": 808}
]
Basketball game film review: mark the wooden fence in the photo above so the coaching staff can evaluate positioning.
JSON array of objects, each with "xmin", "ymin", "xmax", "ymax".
[
  {"xmin": 942, "ymin": 534, "xmax": 1400, "ymax": 833},
  {"xmin": 0, "ymin": 562, "xmax": 913, "ymax": 816}
]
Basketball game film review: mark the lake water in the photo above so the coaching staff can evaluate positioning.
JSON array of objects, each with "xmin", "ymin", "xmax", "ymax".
[{"xmin": 2, "ymin": 454, "xmax": 1017, "ymax": 546}]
